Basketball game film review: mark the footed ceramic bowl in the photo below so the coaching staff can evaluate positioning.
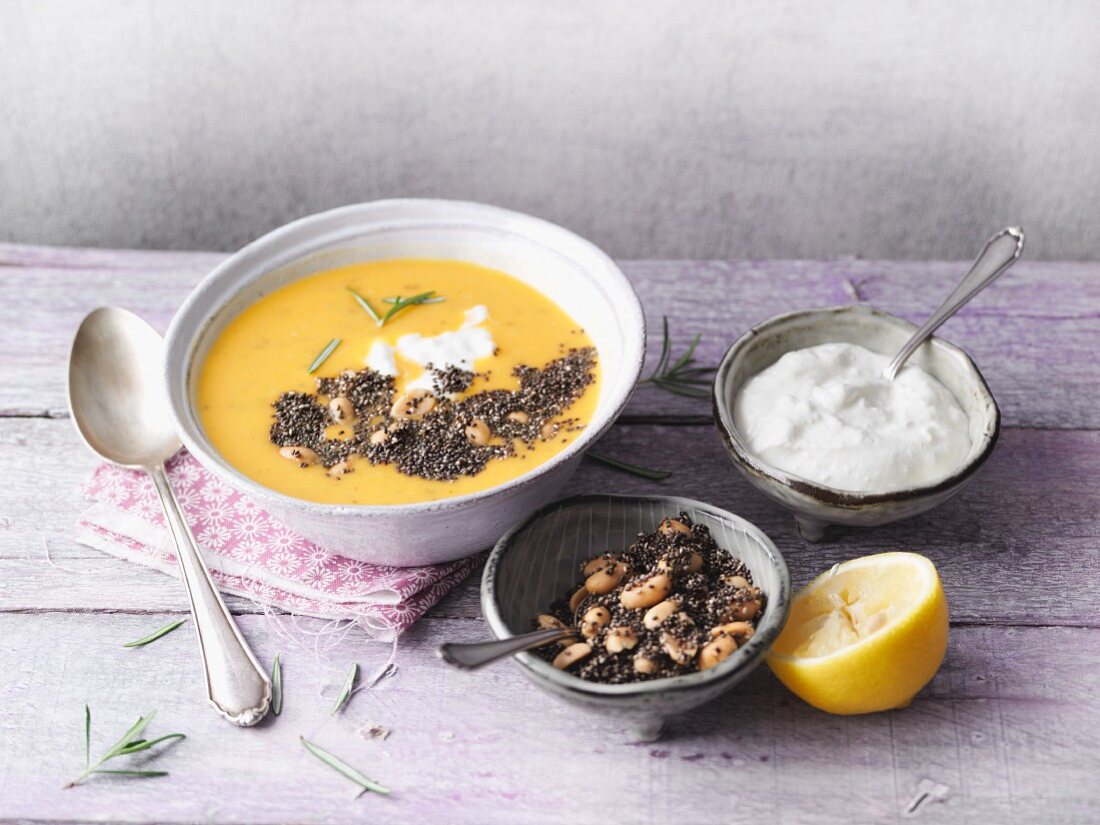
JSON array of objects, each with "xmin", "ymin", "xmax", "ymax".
[
  {"xmin": 481, "ymin": 494, "xmax": 791, "ymax": 741},
  {"xmin": 164, "ymin": 200, "xmax": 645, "ymax": 566},
  {"xmin": 712, "ymin": 304, "xmax": 1000, "ymax": 541}
]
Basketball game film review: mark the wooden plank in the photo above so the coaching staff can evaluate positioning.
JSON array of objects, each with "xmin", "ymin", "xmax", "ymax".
[
  {"xmin": 1, "ymin": 612, "xmax": 1097, "ymax": 824},
  {"xmin": 2, "ymin": 417, "xmax": 1098, "ymax": 627},
  {"xmin": 2, "ymin": 245, "xmax": 1098, "ymax": 427}
]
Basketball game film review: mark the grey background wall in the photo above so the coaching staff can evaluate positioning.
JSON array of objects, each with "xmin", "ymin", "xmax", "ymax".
[{"xmin": 1, "ymin": 0, "xmax": 1098, "ymax": 259}]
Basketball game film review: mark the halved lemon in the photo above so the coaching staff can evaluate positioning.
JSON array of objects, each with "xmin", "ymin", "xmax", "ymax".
[{"xmin": 767, "ymin": 552, "xmax": 948, "ymax": 715}]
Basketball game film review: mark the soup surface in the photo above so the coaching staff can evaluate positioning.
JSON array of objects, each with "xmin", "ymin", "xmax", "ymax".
[{"xmin": 197, "ymin": 258, "xmax": 600, "ymax": 504}]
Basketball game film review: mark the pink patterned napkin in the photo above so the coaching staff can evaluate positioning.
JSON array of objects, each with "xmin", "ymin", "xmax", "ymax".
[{"xmin": 77, "ymin": 451, "xmax": 480, "ymax": 641}]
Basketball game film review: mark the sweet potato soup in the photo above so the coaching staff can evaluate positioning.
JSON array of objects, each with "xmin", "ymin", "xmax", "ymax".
[{"xmin": 197, "ymin": 259, "xmax": 601, "ymax": 505}]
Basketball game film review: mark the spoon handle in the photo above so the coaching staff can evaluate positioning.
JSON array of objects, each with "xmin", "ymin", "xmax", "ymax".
[
  {"xmin": 149, "ymin": 463, "xmax": 271, "ymax": 726},
  {"xmin": 884, "ymin": 226, "xmax": 1024, "ymax": 380},
  {"xmin": 438, "ymin": 628, "xmax": 574, "ymax": 669}
]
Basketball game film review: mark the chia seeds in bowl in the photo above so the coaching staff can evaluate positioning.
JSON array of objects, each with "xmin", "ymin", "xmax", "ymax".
[
  {"xmin": 532, "ymin": 513, "xmax": 766, "ymax": 684},
  {"xmin": 481, "ymin": 494, "xmax": 791, "ymax": 740}
]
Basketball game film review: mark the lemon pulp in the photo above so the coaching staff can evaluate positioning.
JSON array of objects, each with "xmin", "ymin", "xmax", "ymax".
[{"xmin": 768, "ymin": 552, "xmax": 949, "ymax": 715}]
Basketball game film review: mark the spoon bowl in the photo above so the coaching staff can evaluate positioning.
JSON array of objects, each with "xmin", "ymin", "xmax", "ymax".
[{"xmin": 69, "ymin": 307, "xmax": 182, "ymax": 466}]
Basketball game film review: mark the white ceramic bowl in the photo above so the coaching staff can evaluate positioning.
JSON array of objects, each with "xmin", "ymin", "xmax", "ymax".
[
  {"xmin": 164, "ymin": 200, "xmax": 645, "ymax": 565},
  {"xmin": 713, "ymin": 305, "xmax": 1000, "ymax": 541}
]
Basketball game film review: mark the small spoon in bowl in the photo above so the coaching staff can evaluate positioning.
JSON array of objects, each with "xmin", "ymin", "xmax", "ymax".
[
  {"xmin": 438, "ymin": 627, "xmax": 575, "ymax": 669},
  {"xmin": 883, "ymin": 226, "xmax": 1024, "ymax": 381},
  {"xmin": 68, "ymin": 307, "xmax": 271, "ymax": 726}
]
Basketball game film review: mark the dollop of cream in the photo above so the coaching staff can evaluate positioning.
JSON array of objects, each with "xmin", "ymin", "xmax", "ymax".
[
  {"xmin": 733, "ymin": 342, "xmax": 972, "ymax": 492},
  {"xmin": 364, "ymin": 305, "xmax": 495, "ymax": 393},
  {"xmin": 366, "ymin": 338, "xmax": 398, "ymax": 376}
]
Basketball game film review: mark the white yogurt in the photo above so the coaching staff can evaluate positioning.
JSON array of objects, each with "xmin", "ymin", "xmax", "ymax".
[
  {"xmin": 364, "ymin": 305, "xmax": 495, "ymax": 394},
  {"xmin": 733, "ymin": 342, "xmax": 971, "ymax": 492}
]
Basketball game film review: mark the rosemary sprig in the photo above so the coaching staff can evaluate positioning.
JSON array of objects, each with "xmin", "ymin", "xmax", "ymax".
[
  {"xmin": 271, "ymin": 653, "xmax": 283, "ymax": 716},
  {"xmin": 308, "ymin": 338, "xmax": 342, "ymax": 374},
  {"xmin": 381, "ymin": 291, "xmax": 440, "ymax": 325},
  {"xmin": 122, "ymin": 618, "xmax": 187, "ymax": 648},
  {"xmin": 300, "ymin": 737, "xmax": 390, "ymax": 796},
  {"xmin": 382, "ymin": 295, "xmax": 445, "ymax": 304},
  {"xmin": 332, "ymin": 662, "xmax": 358, "ymax": 715},
  {"xmin": 349, "ymin": 286, "xmax": 443, "ymax": 327},
  {"xmin": 347, "ymin": 287, "xmax": 384, "ymax": 325},
  {"xmin": 586, "ymin": 451, "xmax": 671, "ymax": 480},
  {"xmin": 641, "ymin": 316, "xmax": 716, "ymax": 398},
  {"xmin": 64, "ymin": 707, "xmax": 184, "ymax": 789}
]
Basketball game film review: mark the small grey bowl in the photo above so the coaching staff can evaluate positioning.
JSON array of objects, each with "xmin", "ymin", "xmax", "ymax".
[
  {"xmin": 481, "ymin": 494, "xmax": 791, "ymax": 741},
  {"xmin": 713, "ymin": 304, "xmax": 1001, "ymax": 542}
]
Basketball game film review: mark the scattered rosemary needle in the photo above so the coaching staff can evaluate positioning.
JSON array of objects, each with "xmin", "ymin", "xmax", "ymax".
[
  {"xmin": 380, "ymin": 291, "xmax": 441, "ymax": 325},
  {"xmin": 308, "ymin": 338, "xmax": 342, "ymax": 374},
  {"xmin": 64, "ymin": 707, "xmax": 184, "ymax": 789},
  {"xmin": 271, "ymin": 653, "xmax": 283, "ymax": 716},
  {"xmin": 586, "ymin": 451, "xmax": 672, "ymax": 480},
  {"xmin": 122, "ymin": 618, "xmax": 187, "ymax": 648},
  {"xmin": 347, "ymin": 286, "xmax": 384, "ymax": 325},
  {"xmin": 300, "ymin": 737, "xmax": 390, "ymax": 796},
  {"xmin": 332, "ymin": 662, "xmax": 358, "ymax": 715},
  {"xmin": 641, "ymin": 316, "xmax": 716, "ymax": 398}
]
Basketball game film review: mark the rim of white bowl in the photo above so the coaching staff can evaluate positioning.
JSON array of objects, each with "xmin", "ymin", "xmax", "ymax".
[
  {"xmin": 481, "ymin": 494, "xmax": 792, "ymax": 697},
  {"xmin": 163, "ymin": 199, "xmax": 646, "ymax": 514}
]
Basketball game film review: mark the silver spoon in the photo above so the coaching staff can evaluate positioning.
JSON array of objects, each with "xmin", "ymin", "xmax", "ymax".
[
  {"xmin": 68, "ymin": 307, "xmax": 271, "ymax": 726},
  {"xmin": 438, "ymin": 627, "xmax": 575, "ymax": 669},
  {"xmin": 883, "ymin": 226, "xmax": 1024, "ymax": 381}
]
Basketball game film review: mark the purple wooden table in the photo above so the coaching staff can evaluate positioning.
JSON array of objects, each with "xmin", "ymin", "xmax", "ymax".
[{"xmin": 2, "ymin": 244, "xmax": 1098, "ymax": 823}]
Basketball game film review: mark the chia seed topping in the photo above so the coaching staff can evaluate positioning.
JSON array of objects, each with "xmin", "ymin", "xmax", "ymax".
[{"xmin": 269, "ymin": 347, "xmax": 596, "ymax": 482}]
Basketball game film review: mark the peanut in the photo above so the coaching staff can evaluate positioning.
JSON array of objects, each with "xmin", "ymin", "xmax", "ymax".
[
  {"xmin": 605, "ymin": 626, "xmax": 638, "ymax": 653},
  {"xmin": 658, "ymin": 517, "xmax": 692, "ymax": 537},
  {"xmin": 328, "ymin": 396, "xmax": 356, "ymax": 424},
  {"xmin": 464, "ymin": 419, "xmax": 491, "ymax": 445},
  {"xmin": 661, "ymin": 631, "xmax": 698, "ymax": 665},
  {"xmin": 327, "ymin": 459, "xmax": 354, "ymax": 478},
  {"xmin": 390, "ymin": 388, "xmax": 436, "ymax": 420},
  {"xmin": 620, "ymin": 571, "xmax": 672, "ymax": 609},
  {"xmin": 553, "ymin": 642, "xmax": 592, "ymax": 669},
  {"xmin": 709, "ymin": 621, "xmax": 755, "ymax": 641},
  {"xmin": 568, "ymin": 586, "xmax": 589, "ymax": 614},
  {"xmin": 585, "ymin": 561, "xmax": 629, "ymax": 595},
  {"xmin": 580, "ymin": 606, "xmax": 611, "ymax": 639},
  {"xmin": 643, "ymin": 599, "xmax": 680, "ymax": 630},
  {"xmin": 698, "ymin": 635, "xmax": 737, "ymax": 671},
  {"xmin": 278, "ymin": 446, "xmax": 318, "ymax": 466}
]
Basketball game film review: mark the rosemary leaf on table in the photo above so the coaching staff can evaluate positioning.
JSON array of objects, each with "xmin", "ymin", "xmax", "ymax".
[
  {"xmin": 641, "ymin": 316, "xmax": 716, "ymax": 398},
  {"xmin": 300, "ymin": 737, "xmax": 390, "ymax": 796},
  {"xmin": 586, "ymin": 451, "xmax": 672, "ymax": 480},
  {"xmin": 271, "ymin": 653, "xmax": 283, "ymax": 716},
  {"xmin": 64, "ymin": 708, "xmax": 185, "ymax": 789},
  {"xmin": 331, "ymin": 662, "xmax": 358, "ymax": 715},
  {"xmin": 308, "ymin": 338, "xmax": 342, "ymax": 374},
  {"xmin": 122, "ymin": 618, "xmax": 187, "ymax": 648}
]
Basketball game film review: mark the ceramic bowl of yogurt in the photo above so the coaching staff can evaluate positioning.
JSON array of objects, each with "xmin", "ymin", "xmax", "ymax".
[{"xmin": 712, "ymin": 305, "xmax": 1000, "ymax": 541}]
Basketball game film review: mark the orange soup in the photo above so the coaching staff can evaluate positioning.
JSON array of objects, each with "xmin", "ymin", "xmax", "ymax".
[{"xmin": 197, "ymin": 259, "xmax": 600, "ymax": 504}]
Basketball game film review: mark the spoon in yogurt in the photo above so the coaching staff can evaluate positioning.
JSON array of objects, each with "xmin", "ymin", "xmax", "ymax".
[{"xmin": 883, "ymin": 226, "xmax": 1024, "ymax": 380}]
